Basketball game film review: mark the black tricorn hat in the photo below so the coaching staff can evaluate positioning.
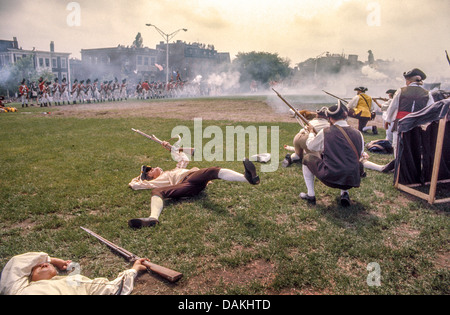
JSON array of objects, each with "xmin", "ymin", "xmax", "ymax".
[
  {"xmin": 403, "ymin": 68, "xmax": 427, "ymax": 80},
  {"xmin": 386, "ymin": 89, "xmax": 397, "ymax": 94},
  {"xmin": 354, "ymin": 86, "xmax": 368, "ymax": 92},
  {"xmin": 326, "ymin": 100, "xmax": 349, "ymax": 119}
]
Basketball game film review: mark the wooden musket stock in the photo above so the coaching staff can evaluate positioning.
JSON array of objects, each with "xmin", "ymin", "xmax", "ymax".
[{"xmin": 80, "ymin": 227, "xmax": 183, "ymax": 283}]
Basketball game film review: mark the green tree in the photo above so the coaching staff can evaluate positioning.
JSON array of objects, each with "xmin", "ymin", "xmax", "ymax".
[
  {"xmin": 0, "ymin": 55, "xmax": 53, "ymax": 96},
  {"xmin": 232, "ymin": 51, "xmax": 291, "ymax": 86}
]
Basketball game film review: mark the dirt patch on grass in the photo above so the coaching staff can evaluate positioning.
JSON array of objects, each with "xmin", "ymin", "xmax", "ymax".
[
  {"xmin": 133, "ymin": 259, "xmax": 276, "ymax": 295},
  {"xmin": 51, "ymin": 98, "xmax": 384, "ymax": 129}
]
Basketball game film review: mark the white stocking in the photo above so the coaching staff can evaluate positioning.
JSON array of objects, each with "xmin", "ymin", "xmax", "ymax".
[
  {"xmin": 302, "ymin": 165, "xmax": 315, "ymax": 197},
  {"xmin": 218, "ymin": 169, "xmax": 247, "ymax": 183},
  {"xmin": 150, "ymin": 195, "xmax": 164, "ymax": 220}
]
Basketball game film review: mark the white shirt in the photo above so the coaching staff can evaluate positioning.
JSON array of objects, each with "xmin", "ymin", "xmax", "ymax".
[
  {"xmin": 385, "ymin": 83, "xmax": 434, "ymax": 124},
  {"xmin": 306, "ymin": 120, "xmax": 365, "ymax": 155},
  {"xmin": 0, "ymin": 252, "xmax": 137, "ymax": 295}
]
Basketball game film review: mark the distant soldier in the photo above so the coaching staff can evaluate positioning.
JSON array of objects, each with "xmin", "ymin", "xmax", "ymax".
[
  {"xmin": 120, "ymin": 79, "xmax": 128, "ymax": 101},
  {"xmin": 101, "ymin": 81, "xmax": 108, "ymax": 102},
  {"xmin": 93, "ymin": 79, "xmax": 101, "ymax": 102},
  {"xmin": 85, "ymin": 79, "xmax": 93, "ymax": 103},
  {"xmin": 107, "ymin": 80, "xmax": 114, "ymax": 101},
  {"xmin": 52, "ymin": 78, "xmax": 61, "ymax": 106},
  {"xmin": 38, "ymin": 77, "xmax": 46, "ymax": 107},
  {"xmin": 142, "ymin": 80, "xmax": 150, "ymax": 99},
  {"xmin": 19, "ymin": 79, "xmax": 29, "ymax": 107},
  {"xmin": 60, "ymin": 78, "xmax": 70, "ymax": 105},
  {"xmin": 135, "ymin": 81, "xmax": 143, "ymax": 99},
  {"xmin": 30, "ymin": 81, "xmax": 39, "ymax": 106},
  {"xmin": 71, "ymin": 79, "xmax": 79, "ymax": 104},
  {"xmin": 113, "ymin": 78, "xmax": 120, "ymax": 101},
  {"xmin": 78, "ymin": 80, "xmax": 86, "ymax": 103}
]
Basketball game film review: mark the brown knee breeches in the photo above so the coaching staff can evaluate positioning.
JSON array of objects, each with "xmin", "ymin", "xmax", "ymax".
[{"xmin": 152, "ymin": 167, "xmax": 221, "ymax": 199}]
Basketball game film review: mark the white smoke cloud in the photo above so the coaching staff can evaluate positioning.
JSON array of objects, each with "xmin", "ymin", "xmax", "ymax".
[
  {"xmin": 361, "ymin": 65, "xmax": 388, "ymax": 81},
  {"xmin": 206, "ymin": 71, "xmax": 240, "ymax": 90}
]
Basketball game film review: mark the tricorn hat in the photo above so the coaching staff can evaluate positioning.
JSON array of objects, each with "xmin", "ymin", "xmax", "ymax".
[
  {"xmin": 354, "ymin": 86, "xmax": 368, "ymax": 92},
  {"xmin": 403, "ymin": 68, "xmax": 427, "ymax": 80},
  {"xmin": 386, "ymin": 89, "xmax": 397, "ymax": 94},
  {"xmin": 326, "ymin": 100, "xmax": 349, "ymax": 119}
]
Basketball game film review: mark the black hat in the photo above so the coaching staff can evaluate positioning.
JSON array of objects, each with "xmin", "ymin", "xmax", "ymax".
[
  {"xmin": 316, "ymin": 106, "xmax": 328, "ymax": 117},
  {"xmin": 403, "ymin": 68, "xmax": 427, "ymax": 80},
  {"xmin": 74, "ymin": 79, "xmax": 78, "ymax": 83},
  {"xmin": 54, "ymin": 78, "xmax": 59, "ymax": 82},
  {"xmin": 386, "ymin": 89, "xmax": 396, "ymax": 94},
  {"xmin": 62, "ymin": 77, "xmax": 66, "ymax": 82},
  {"xmin": 326, "ymin": 100, "xmax": 349, "ymax": 119},
  {"xmin": 21, "ymin": 79, "xmax": 26, "ymax": 84},
  {"xmin": 354, "ymin": 86, "xmax": 368, "ymax": 92}
]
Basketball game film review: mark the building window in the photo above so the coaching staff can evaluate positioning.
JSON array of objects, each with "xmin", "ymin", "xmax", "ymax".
[
  {"xmin": 137, "ymin": 56, "xmax": 143, "ymax": 65},
  {"xmin": 52, "ymin": 58, "xmax": 57, "ymax": 68},
  {"xmin": 39, "ymin": 58, "xmax": 44, "ymax": 67},
  {"xmin": 144, "ymin": 57, "xmax": 149, "ymax": 66},
  {"xmin": 61, "ymin": 58, "xmax": 67, "ymax": 69},
  {"xmin": 45, "ymin": 58, "xmax": 50, "ymax": 67}
]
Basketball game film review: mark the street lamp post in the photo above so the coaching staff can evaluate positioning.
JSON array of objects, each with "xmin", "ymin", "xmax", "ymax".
[{"xmin": 145, "ymin": 23, "xmax": 187, "ymax": 87}]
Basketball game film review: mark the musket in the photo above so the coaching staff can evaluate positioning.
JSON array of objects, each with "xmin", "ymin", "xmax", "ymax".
[
  {"xmin": 322, "ymin": 90, "xmax": 349, "ymax": 104},
  {"xmin": 132, "ymin": 128, "xmax": 195, "ymax": 156},
  {"xmin": 80, "ymin": 227, "xmax": 183, "ymax": 283},
  {"xmin": 446, "ymin": 50, "xmax": 450, "ymax": 67},
  {"xmin": 272, "ymin": 88, "xmax": 318, "ymax": 134}
]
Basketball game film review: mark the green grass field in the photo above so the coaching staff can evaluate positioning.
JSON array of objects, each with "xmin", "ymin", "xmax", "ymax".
[{"xmin": 0, "ymin": 99, "xmax": 448, "ymax": 295}]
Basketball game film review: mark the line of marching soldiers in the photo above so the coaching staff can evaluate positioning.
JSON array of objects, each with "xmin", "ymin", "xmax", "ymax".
[
  {"xmin": 135, "ymin": 79, "xmax": 189, "ymax": 100},
  {"xmin": 18, "ymin": 77, "xmax": 129, "ymax": 107}
]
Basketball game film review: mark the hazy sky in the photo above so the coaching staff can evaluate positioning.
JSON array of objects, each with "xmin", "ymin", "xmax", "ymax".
[{"xmin": 0, "ymin": 0, "xmax": 449, "ymax": 72}]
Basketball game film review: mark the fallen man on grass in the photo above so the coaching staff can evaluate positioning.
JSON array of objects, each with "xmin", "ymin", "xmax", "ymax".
[{"xmin": 128, "ymin": 140, "xmax": 260, "ymax": 229}]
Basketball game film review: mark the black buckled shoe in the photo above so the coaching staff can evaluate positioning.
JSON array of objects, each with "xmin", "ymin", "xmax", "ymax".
[
  {"xmin": 243, "ymin": 158, "xmax": 260, "ymax": 185},
  {"xmin": 128, "ymin": 217, "xmax": 159, "ymax": 229},
  {"xmin": 381, "ymin": 160, "xmax": 395, "ymax": 173},
  {"xmin": 340, "ymin": 192, "xmax": 351, "ymax": 207},
  {"xmin": 282, "ymin": 154, "xmax": 293, "ymax": 168},
  {"xmin": 299, "ymin": 192, "xmax": 316, "ymax": 205}
]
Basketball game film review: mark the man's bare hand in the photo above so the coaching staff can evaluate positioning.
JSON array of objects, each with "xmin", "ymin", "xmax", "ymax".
[
  {"xmin": 132, "ymin": 258, "xmax": 150, "ymax": 272},
  {"xmin": 50, "ymin": 258, "xmax": 72, "ymax": 271}
]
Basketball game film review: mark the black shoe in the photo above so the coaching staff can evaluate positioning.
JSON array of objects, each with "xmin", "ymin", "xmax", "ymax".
[
  {"xmin": 282, "ymin": 154, "xmax": 293, "ymax": 168},
  {"xmin": 372, "ymin": 126, "xmax": 378, "ymax": 135},
  {"xmin": 243, "ymin": 158, "xmax": 260, "ymax": 185},
  {"xmin": 128, "ymin": 217, "xmax": 159, "ymax": 229},
  {"xmin": 340, "ymin": 192, "xmax": 351, "ymax": 207},
  {"xmin": 381, "ymin": 160, "xmax": 395, "ymax": 173},
  {"xmin": 299, "ymin": 192, "xmax": 316, "ymax": 205}
]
